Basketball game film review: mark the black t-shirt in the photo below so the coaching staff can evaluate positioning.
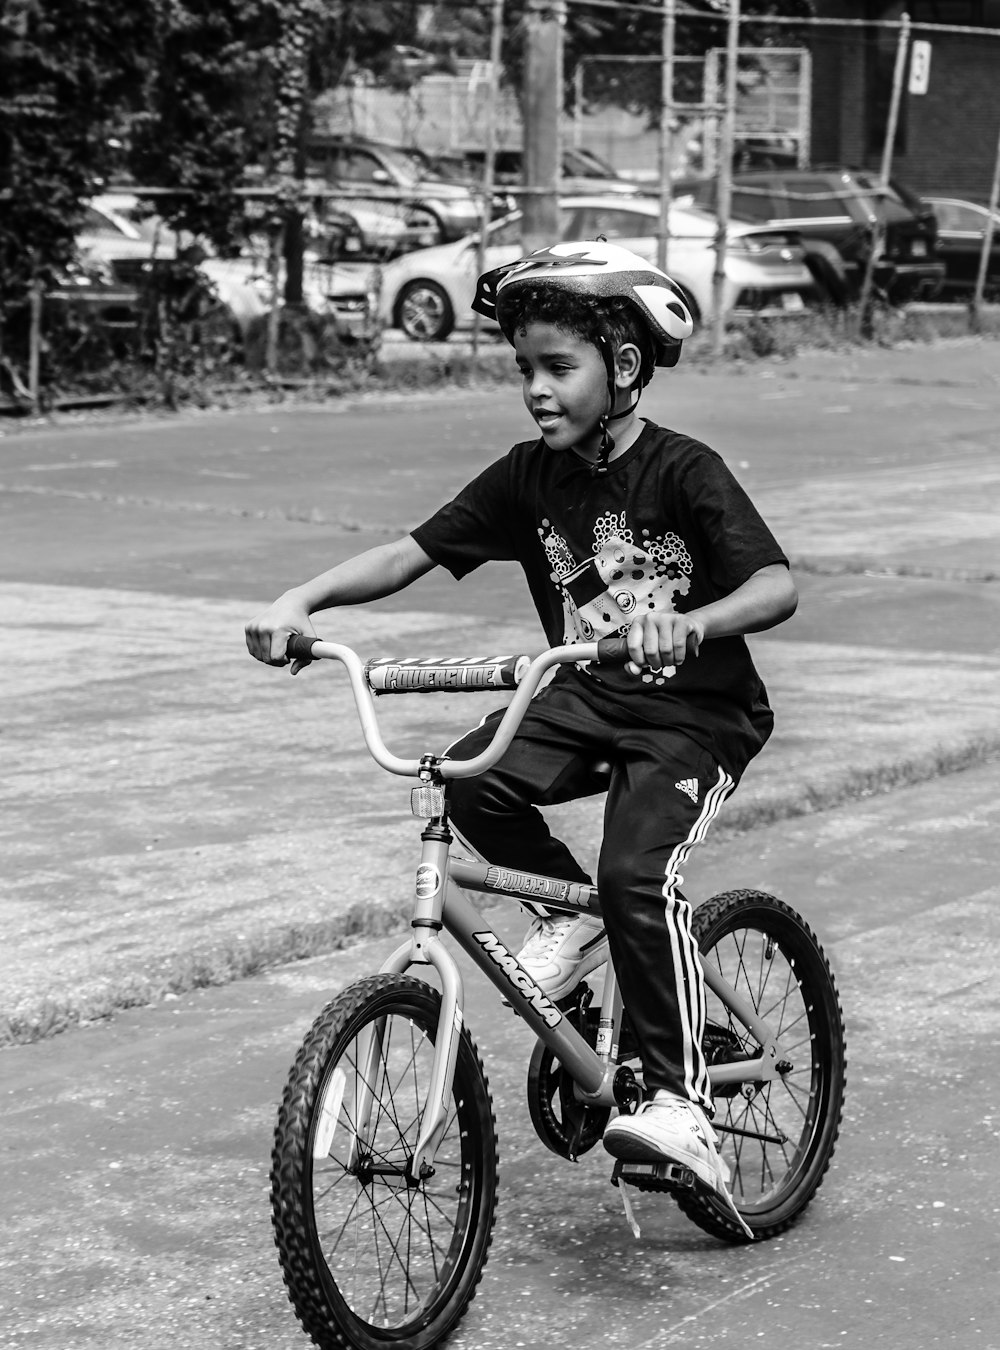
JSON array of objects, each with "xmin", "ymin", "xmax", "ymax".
[{"xmin": 410, "ymin": 419, "xmax": 788, "ymax": 777}]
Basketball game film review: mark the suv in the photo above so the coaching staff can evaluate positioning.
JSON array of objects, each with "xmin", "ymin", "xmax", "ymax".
[
  {"xmin": 304, "ymin": 136, "xmax": 512, "ymax": 251},
  {"xmin": 675, "ymin": 166, "xmax": 945, "ymax": 305}
]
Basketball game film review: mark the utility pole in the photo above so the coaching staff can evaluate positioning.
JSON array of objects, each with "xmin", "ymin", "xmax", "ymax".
[
  {"xmin": 522, "ymin": 0, "xmax": 565, "ymax": 253},
  {"xmin": 657, "ymin": 0, "xmax": 676, "ymax": 272}
]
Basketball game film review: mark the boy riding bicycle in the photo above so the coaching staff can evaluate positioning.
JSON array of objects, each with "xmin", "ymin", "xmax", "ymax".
[{"xmin": 245, "ymin": 240, "xmax": 797, "ymax": 1207}]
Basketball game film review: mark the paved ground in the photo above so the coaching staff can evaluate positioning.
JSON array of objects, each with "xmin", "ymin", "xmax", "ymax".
[
  {"xmin": 1, "ymin": 334, "xmax": 999, "ymax": 1348},
  {"xmin": 2, "ymin": 761, "xmax": 998, "ymax": 1350}
]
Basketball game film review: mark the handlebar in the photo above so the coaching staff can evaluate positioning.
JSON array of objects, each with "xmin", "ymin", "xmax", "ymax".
[{"xmin": 286, "ymin": 634, "xmax": 631, "ymax": 779}]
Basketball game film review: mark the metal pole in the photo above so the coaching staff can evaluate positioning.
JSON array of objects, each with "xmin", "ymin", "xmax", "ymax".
[
  {"xmin": 472, "ymin": 0, "xmax": 505, "ymax": 362},
  {"xmin": 710, "ymin": 0, "xmax": 739, "ymax": 357},
  {"xmin": 573, "ymin": 62, "xmax": 583, "ymax": 149},
  {"xmin": 970, "ymin": 116, "xmax": 1000, "ymax": 326},
  {"xmin": 266, "ymin": 221, "xmax": 284, "ymax": 375},
  {"xmin": 656, "ymin": 0, "xmax": 675, "ymax": 272},
  {"xmin": 28, "ymin": 274, "xmax": 41, "ymax": 415},
  {"xmin": 857, "ymin": 14, "xmax": 909, "ymax": 337}
]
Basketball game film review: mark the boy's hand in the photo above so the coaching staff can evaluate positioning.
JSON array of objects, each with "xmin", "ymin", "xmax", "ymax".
[
  {"xmin": 245, "ymin": 596, "xmax": 316, "ymax": 668},
  {"xmin": 625, "ymin": 612, "xmax": 704, "ymax": 674}
]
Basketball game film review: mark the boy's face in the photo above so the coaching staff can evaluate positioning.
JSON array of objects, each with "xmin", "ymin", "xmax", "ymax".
[{"xmin": 513, "ymin": 321, "xmax": 610, "ymax": 460}]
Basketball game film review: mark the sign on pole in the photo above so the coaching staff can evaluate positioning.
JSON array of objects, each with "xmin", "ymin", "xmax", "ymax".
[{"xmin": 909, "ymin": 40, "xmax": 932, "ymax": 95}]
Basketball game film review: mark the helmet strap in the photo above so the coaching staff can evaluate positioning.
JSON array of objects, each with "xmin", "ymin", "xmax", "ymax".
[{"xmin": 592, "ymin": 337, "xmax": 642, "ymax": 475}]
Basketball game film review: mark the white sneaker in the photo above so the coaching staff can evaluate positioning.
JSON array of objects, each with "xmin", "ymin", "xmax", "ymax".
[
  {"xmin": 603, "ymin": 1090, "xmax": 730, "ymax": 1192},
  {"xmin": 515, "ymin": 914, "xmax": 608, "ymax": 1001}
]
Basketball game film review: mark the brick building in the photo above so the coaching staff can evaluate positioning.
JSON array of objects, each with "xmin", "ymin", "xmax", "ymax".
[{"xmin": 809, "ymin": 0, "xmax": 1000, "ymax": 200}]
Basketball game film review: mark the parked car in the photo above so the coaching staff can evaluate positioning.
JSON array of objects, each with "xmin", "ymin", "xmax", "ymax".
[
  {"xmin": 304, "ymin": 136, "xmax": 513, "ymax": 248},
  {"xmin": 81, "ymin": 194, "xmax": 378, "ymax": 344},
  {"xmin": 674, "ymin": 167, "xmax": 945, "ymax": 305},
  {"xmin": 381, "ymin": 195, "xmax": 817, "ymax": 342},
  {"xmin": 461, "ymin": 145, "xmax": 642, "ymax": 197},
  {"xmin": 920, "ymin": 197, "xmax": 1000, "ymax": 301}
]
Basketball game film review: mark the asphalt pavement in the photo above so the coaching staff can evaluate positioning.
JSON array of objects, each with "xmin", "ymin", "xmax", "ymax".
[
  {"xmin": 2, "ymin": 760, "xmax": 998, "ymax": 1349},
  {"xmin": 1, "ymin": 334, "xmax": 999, "ymax": 1348}
]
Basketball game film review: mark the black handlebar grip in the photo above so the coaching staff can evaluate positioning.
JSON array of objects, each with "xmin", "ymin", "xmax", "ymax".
[
  {"xmin": 286, "ymin": 633, "xmax": 319, "ymax": 664},
  {"xmin": 596, "ymin": 636, "xmax": 631, "ymax": 666}
]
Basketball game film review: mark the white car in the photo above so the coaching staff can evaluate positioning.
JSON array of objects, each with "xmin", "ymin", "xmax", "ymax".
[{"xmin": 381, "ymin": 195, "xmax": 817, "ymax": 342}]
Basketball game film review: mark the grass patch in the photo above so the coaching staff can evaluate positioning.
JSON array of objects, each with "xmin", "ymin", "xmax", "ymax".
[{"xmin": 3, "ymin": 737, "xmax": 997, "ymax": 1048}]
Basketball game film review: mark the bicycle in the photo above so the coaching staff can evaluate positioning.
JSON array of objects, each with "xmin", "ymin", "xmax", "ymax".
[{"xmin": 268, "ymin": 634, "xmax": 847, "ymax": 1350}]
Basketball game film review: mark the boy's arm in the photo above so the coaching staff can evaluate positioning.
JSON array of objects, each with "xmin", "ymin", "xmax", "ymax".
[
  {"xmin": 627, "ymin": 562, "xmax": 797, "ymax": 671},
  {"xmin": 245, "ymin": 534, "xmax": 437, "ymax": 665}
]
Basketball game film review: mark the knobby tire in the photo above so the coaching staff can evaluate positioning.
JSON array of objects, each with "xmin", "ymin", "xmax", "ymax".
[
  {"xmin": 679, "ymin": 890, "xmax": 847, "ymax": 1243},
  {"xmin": 271, "ymin": 974, "xmax": 498, "ymax": 1350}
]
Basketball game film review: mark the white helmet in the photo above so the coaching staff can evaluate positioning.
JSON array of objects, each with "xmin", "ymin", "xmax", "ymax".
[{"xmin": 473, "ymin": 239, "xmax": 694, "ymax": 369}]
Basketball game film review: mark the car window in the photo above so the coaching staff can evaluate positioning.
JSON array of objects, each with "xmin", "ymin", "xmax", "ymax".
[
  {"xmin": 683, "ymin": 181, "xmax": 717, "ymax": 211},
  {"xmin": 337, "ymin": 149, "xmax": 385, "ymax": 184},
  {"xmin": 82, "ymin": 205, "xmax": 132, "ymax": 237},
  {"xmin": 771, "ymin": 178, "xmax": 851, "ymax": 220},
  {"xmin": 564, "ymin": 206, "xmax": 653, "ymax": 240},
  {"xmin": 935, "ymin": 200, "xmax": 986, "ymax": 231},
  {"xmin": 729, "ymin": 187, "xmax": 775, "ymax": 221}
]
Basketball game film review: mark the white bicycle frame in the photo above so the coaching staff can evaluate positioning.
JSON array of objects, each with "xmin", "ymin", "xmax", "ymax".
[{"xmin": 301, "ymin": 639, "xmax": 782, "ymax": 1182}]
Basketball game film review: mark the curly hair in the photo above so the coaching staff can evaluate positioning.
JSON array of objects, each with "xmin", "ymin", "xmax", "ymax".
[{"xmin": 496, "ymin": 283, "xmax": 657, "ymax": 387}]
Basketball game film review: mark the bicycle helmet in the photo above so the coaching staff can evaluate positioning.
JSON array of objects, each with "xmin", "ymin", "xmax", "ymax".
[
  {"xmin": 473, "ymin": 239, "xmax": 694, "ymax": 369},
  {"xmin": 473, "ymin": 240, "xmax": 694, "ymax": 470}
]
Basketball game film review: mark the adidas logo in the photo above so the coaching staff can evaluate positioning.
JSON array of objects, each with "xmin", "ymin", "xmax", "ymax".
[{"xmin": 675, "ymin": 778, "xmax": 699, "ymax": 803}]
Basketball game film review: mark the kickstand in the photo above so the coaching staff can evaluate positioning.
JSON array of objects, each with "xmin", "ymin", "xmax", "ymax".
[{"xmin": 617, "ymin": 1177, "xmax": 641, "ymax": 1239}]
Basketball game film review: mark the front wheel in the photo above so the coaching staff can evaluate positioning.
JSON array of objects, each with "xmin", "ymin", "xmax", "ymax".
[
  {"xmin": 677, "ymin": 890, "xmax": 846, "ymax": 1243},
  {"xmin": 271, "ymin": 974, "xmax": 498, "ymax": 1350},
  {"xmin": 396, "ymin": 280, "xmax": 455, "ymax": 342}
]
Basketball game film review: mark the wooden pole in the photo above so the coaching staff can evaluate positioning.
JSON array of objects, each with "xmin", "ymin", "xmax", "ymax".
[
  {"xmin": 472, "ymin": 0, "xmax": 505, "ymax": 362},
  {"xmin": 857, "ymin": 14, "xmax": 909, "ymax": 337},
  {"xmin": 656, "ymin": 0, "xmax": 675, "ymax": 273},
  {"xmin": 522, "ymin": 0, "xmax": 564, "ymax": 254},
  {"xmin": 970, "ymin": 117, "xmax": 1000, "ymax": 327},
  {"xmin": 710, "ymin": 0, "xmax": 739, "ymax": 357}
]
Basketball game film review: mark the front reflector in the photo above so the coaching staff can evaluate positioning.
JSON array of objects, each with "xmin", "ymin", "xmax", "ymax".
[{"xmin": 411, "ymin": 786, "xmax": 446, "ymax": 818}]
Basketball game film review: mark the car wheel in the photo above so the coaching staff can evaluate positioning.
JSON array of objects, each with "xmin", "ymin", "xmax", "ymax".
[{"xmin": 396, "ymin": 280, "xmax": 455, "ymax": 342}]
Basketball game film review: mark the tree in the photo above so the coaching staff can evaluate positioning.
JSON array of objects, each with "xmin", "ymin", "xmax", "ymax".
[{"xmin": 0, "ymin": 0, "xmax": 156, "ymax": 307}]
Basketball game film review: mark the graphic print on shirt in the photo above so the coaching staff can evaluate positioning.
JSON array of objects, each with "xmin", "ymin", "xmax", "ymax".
[{"xmin": 538, "ymin": 510, "xmax": 693, "ymax": 685}]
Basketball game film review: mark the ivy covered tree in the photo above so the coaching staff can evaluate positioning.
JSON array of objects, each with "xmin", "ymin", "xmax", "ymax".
[{"xmin": 0, "ymin": 0, "xmax": 156, "ymax": 308}]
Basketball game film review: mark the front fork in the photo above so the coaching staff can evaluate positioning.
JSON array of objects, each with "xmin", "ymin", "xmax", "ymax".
[{"xmin": 353, "ymin": 826, "xmax": 462, "ymax": 1182}]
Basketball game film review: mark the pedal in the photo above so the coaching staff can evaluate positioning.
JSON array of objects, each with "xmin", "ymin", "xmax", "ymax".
[{"xmin": 610, "ymin": 1158, "xmax": 696, "ymax": 1194}]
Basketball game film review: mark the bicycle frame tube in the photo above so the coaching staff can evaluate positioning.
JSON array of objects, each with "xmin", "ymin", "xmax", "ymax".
[{"xmin": 309, "ymin": 637, "xmax": 779, "ymax": 1168}]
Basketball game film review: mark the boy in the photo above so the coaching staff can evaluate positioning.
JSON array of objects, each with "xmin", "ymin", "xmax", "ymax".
[{"xmin": 245, "ymin": 241, "xmax": 797, "ymax": 1202}]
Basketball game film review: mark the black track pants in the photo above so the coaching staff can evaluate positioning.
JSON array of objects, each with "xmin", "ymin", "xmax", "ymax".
[{"xmin": 447, "ymin": 677, "xmax": 736, "ymax": 1111}]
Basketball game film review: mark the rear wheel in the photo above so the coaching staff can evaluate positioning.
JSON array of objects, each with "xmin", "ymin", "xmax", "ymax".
[
  {"xmin": 396, "ymin": 280, "xmax": 455, "ymax": 342},
  {"xmin": 271, "ymin": 974, "xmax": 498, "ymax": 1349},
  {"xmin": 677, "ymin": 890, "xmax": 846, "ymax": 1243}
]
